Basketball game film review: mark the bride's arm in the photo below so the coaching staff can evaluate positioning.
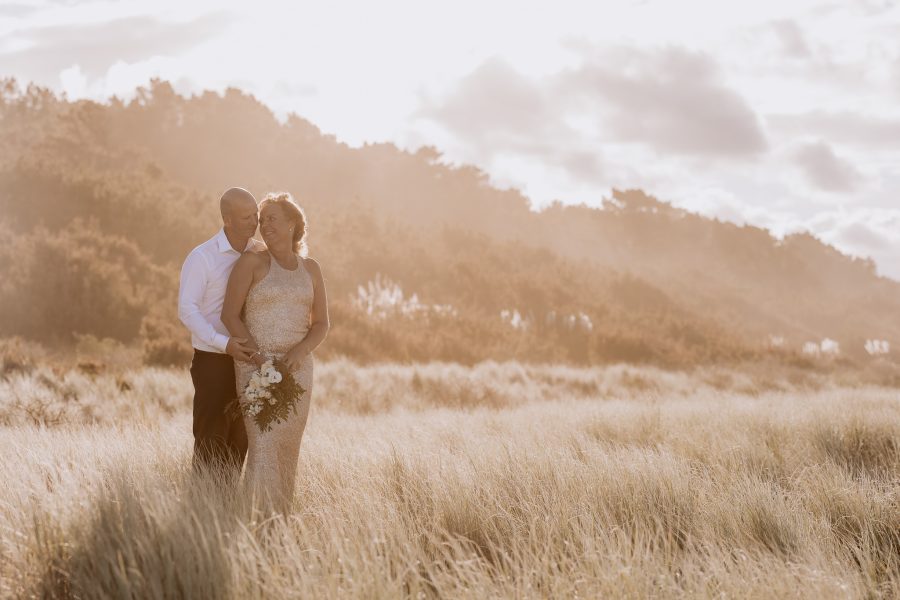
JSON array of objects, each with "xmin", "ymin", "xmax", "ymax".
[
  {"xmin": 282, "ymin": 258, "xmax": 330, "ymax": 371},
  {"xmin": 222, "ymin": 252, "xmax": 265, "ymax": 366}
]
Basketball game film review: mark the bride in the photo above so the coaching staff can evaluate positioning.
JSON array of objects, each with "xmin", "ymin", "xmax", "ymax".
[{"xmin": 221, "ymin": 191, "xmax": 329, "ymax": 511}]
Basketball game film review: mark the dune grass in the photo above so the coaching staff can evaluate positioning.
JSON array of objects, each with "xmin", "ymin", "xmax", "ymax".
[{"xmin": 0, "ymin": 362, "xmax": 898, "ymax": 598}]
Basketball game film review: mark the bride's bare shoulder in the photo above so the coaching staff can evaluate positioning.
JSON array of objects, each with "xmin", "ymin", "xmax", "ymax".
[
  {"xmin": 235, "ymin": 249, "xmax": 269, "ymax": 271},
  {"xmin": 301, "ymin": 256, "xmax": 323, "ymax": 277},
  {"xmin": 242, "ymin": 247, "xmax": 268, "ymax": 258}
]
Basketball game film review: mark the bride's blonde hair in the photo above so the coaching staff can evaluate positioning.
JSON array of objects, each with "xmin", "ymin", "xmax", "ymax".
[{"xmin": 259, "ymin": 192, "xmax": 308, "ymax": 256}]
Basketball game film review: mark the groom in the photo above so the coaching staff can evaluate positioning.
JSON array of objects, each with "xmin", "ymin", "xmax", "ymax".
[{"xmin": 178, "ymin": 187, "xmax": 266, "ymax": 474}]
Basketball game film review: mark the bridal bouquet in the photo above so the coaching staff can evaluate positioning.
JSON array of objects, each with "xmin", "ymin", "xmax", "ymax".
[{"xmin": 227, "ymin": 358, "xmax": 306, "ymax": 433}]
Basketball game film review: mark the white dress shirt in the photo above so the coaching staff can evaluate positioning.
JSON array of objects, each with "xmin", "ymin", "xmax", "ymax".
[{"xmin": 178, "ymin": 228, "xmax": 266, "ymax": 353}]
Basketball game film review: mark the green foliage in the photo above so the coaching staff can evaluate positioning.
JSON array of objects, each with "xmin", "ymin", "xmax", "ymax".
[
  {"xmin": 139, "ymin": 310, "xmax": 193, "ymax": 367},
  {"xmin": 228, "ymin": 358, "xmax": 306, "ymax": 433},
  {"xmin": 0, "ymin": 220, "xmax": 167, "ymax": 342},
  {"xmin": 0, "ymin": 77, "xmax": 896, "ymax": 366}
]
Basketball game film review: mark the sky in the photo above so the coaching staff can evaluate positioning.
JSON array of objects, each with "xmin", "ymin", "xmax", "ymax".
[{"xmin": 1, "ymin": 0, "xmax": 899, "ymax": 278}]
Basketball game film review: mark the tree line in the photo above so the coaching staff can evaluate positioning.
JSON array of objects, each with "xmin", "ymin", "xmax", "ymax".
[{"xmin": 0, "ymin": 78, "xmax": 896, "ymax": 367}]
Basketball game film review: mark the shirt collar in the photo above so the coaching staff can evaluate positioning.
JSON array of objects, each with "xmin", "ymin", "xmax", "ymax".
[
  {"xmin": 215, "ymin": 228, "xmax": 259, "ymax": 254},
  {"xmin": 215, "ymin": 228, "xmax": 236, "ymax": 254}
]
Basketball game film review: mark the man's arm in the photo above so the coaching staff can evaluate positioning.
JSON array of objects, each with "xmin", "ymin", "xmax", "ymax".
[
  {"xmin": 178, "ymin": 250, "xmax": 231, "ymax": 352},
  {"xmin": 222, "ymin": 252, "xmax": 264, "ymax": 365}
]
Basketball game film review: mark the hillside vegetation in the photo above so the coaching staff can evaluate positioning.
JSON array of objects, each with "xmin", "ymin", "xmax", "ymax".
[{"xmin": 1, "ymin": 78, "xmax": 897, "ymax": 367}]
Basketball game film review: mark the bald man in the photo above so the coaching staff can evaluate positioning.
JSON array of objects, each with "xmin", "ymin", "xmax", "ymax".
[{"xmin": 178, "ymin": 187, "xmax": 266, "ymax": 475}]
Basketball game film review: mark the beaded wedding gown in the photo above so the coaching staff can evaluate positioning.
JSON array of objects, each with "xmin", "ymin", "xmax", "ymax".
[{"xmin": 235, "ymin": 252, "xmax": 314, "ymax": 510}]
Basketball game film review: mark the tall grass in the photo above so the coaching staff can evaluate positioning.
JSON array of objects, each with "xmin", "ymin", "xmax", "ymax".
[
  {"xmin": 0, "ymin": 356, "xmax": 889, "ymax": 427},
  {"xmin": 0, "ymin": 363, "xmax": 898, "ymax": 598}
]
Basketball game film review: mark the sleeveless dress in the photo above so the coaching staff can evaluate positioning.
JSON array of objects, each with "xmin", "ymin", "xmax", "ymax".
[{"xmin": 235, "ymin": 251, "xmax": 315, "ymax": 510}]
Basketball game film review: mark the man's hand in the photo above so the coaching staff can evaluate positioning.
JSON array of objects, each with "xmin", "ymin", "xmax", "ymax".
[
  {"xmin": 251, "ymin": 350, "xmax": 267, "ymax": 369},
  {"xmin": 225, "ymin": 337, "xmax": 255, "ymax": 362}
]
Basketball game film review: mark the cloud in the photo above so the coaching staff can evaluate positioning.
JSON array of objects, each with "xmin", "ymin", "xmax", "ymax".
[
  {"xmin": 99, "ymin": 57, "xmax": 180, "ymax": 98},
  {"xmin": 53, "ymin": 55, "xmax": 186, "ymax": 101},
  {"xmin": 416, "ymin": 58, "xmax": 568, "ymax": 153},
  {"xmin": 792, "ymin": 140, "xmax": 862, "ymax": 191},
  {"xmin": 58, "ymin": 63, "xmax": 86, "ymax": 98},
  {"xmin": 0, "ymin": 4, "xmax": 42, "ymax": 18},
  {"xmin": 894, "ymin": 58, "xmax": 900, "ymax": 97},
  {"xmin": 836, "ymin": 221, "xmax": 892, "ymax": 250},
  {"xmin": 769, "ymin": 20, "xmax": 811, "ymax": 58},
  {"xmin": 738, "ymin": 13, "xmax": 884, "ymax": 92},
  {"xmin": 0, "ymin": 12, "xmax": 233, "ymax": 82},
  {"xmin": 271, "ymin": 80, "xmax": 317, "ymax": 99},
  {"xmin": 413, "ymin": 56, "xmax": 605, "ymax": 183},
  {"xmin": 557, "ymin": 150, "xmax": 604, "ymax": 183},
  {"xmin": 414, "ymin": 43, "xmax": 769, "ymax": 194},
  {"xmin": 851, "ymin": 0, "xmax": 900, "ymax": 16},
  {"xmin": 768, "ymin": 110, "xmax": 900, "ymax": 148},
  {"xmin": 810, "ymin": 208, "xmax": 900, "ymax": 279},
  {"xmin": 556, "ymin": 44, "xmax": 768, "ymax": 157}
]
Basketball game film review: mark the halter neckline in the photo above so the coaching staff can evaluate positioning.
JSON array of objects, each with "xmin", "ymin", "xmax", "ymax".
[{"xmin": 268, "ymin": 250, "xmax": 299, "ymax": 272}]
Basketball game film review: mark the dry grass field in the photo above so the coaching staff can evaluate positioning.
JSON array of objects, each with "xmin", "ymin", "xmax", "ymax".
[{"xmin": 1, "ymin": 360, "xmax": 898, "ymax": 598}]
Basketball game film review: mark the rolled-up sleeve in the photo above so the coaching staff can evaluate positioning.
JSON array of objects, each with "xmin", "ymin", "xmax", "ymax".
[{"xmin": 178, "ymin": 250, "xmax": 230, "ymax": 352}]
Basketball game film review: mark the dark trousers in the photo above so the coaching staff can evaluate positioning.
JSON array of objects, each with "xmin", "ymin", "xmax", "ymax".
[{"xmin": 189, "ymin": 349, "xmax": 248, "ymax": 474}]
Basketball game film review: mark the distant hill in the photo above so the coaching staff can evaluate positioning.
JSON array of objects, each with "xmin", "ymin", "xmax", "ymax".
[{"xmin": 1, "ymin": 78, "xmax": 896, "ymax": 366}]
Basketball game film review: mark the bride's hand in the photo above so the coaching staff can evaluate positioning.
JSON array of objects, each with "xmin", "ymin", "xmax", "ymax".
[{"xmin": 281, "ymin": 347, "xmax": 308, "ymax": 372}]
